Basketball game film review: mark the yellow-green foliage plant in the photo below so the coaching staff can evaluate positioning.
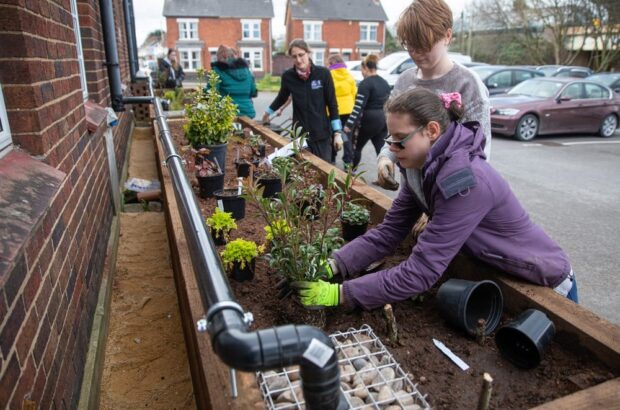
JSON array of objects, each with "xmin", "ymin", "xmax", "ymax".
[
  {"xmin": 206, "ymin": 208, "xmax": 237, "ymax": 242},
  {"xmin": 220, "ymin": 239, "xmax": 262, "ymax": 271}
]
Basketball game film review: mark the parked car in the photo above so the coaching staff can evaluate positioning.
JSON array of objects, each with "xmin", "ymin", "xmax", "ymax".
[
  {"xmin": 536, "ymin": 65, "xmax": 593, "ymax": 78},
  {"xmin": 490, "ymin": 77, "xmax": 619, "ymax": 141},
  {"xmin": 375, "ymin": 51, "xmax": 472, "ymax": 88},
  {"xmin": 471, "ymin": 65, "xmax": 545, "ymax": 95},
  {"xmin": 587, "ymin": 72, "xmax": 620, "ymax": 93},
  {"xmin": 345, "ymin": 60, "xmax": 363, "ymax": 84}
]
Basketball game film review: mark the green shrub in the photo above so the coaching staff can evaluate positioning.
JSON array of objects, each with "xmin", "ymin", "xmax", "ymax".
[
  {"xmin": 341, "ymin": 202, "xmax": 370, "ymax": 226},
  {"xmin": 220, "ymin": 239, "xmax": 262, "ymax": 270},
  {"xmin": 206, "ymin": 208, "xmax": 237, "ymax": 241}
]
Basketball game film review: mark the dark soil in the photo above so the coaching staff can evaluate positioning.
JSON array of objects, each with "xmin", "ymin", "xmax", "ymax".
[{"xmin": 168, "ymin": 120, "xmax": 616, "ymax": 410}]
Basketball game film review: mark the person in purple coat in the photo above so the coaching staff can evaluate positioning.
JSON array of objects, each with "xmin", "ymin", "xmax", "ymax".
[{"xmin": 293, "ymin": 88, "xmax": 578, "ymax": 310}]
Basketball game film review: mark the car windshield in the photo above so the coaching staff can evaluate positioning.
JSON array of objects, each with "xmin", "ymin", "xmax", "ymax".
[
  {"xmin": 471, "ymin": 66, "xmax": 499, "ymax": 79},
  {"xmin": 538, "ymin": 67, "xmax": 560, "ymax": 76},
  {"xmin": 378, "ymin": 53, "xmax": 407, "ymax": 70},
  {"xmin": 588, "ymin": 74, "xmax": 620, "ymax": 87},
  {"xmin": 507, "ymin": 79, "xmax": 564, "ymax": 98}
]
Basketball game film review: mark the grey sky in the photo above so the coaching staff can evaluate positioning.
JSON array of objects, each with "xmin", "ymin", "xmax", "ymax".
[{"xmin": 133, "ymin": 0, "xmax": 467, "ymax": 45}]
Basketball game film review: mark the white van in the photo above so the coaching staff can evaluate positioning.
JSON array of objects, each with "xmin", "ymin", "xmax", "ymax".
[{"xmin": 377, "ymin": 51, "xmax": 472, "ymax": 88}]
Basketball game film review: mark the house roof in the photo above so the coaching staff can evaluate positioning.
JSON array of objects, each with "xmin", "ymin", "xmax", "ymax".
[
  {"xmin": 163, "ymin": 0, "xmax": 274, "ymax": 18},
  {"xmin": 287, "ymin": 0, "xmax": 388, "ymax": 22}
]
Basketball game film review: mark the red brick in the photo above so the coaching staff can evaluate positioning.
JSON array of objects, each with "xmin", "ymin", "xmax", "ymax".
[
  {"xmin": 4, "ymin": 255, "xmax": 27, "ymax": 307},
  {"xmin": 15, "ymin": 306, "xmax": 38, "ymax": 364},
  {"xmin": 0, "ymin": 353, "xmax": 20, "ymax": 405},
  {"xmin": 34, "ymin": 275, "xmax": 52, "ymax": 318},
  {"xmin": 21, "ymin": 266, "xmax": 41, "ymax": 312},
  {"xmin": 0, "ymin": 291, "xmax": 7, "ymax": 328},
  {"xmin": 9, "ymin": 355, "xmax": 36, "ymax": 410},
  {"xmin": 32, "ymin": 313, "xmax": 50, "ymax": 365},
  {"xmin": 0, "ymin": 296, "xmax": 25, "ymax": 357},
  {"xmin": 42, "ymin": 323, "xmax": 59, "ymax": 374},
  {"xmin": 30, "ymin": 366, "xmax": 47, "ymax": 404}
]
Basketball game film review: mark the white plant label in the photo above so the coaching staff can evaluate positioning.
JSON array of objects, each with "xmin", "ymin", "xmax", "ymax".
[
  {"xmin": 432, "ymin": 338, "xmax": 470, "ymax": 371},
  {"xmin": 267, "ymin": 137, "xmax": 308, "ymax": 163},
  {"xmin": 217, "ymin": 200, "xmax": 224, "ymax": 211},
  {"xmin": 302, "ymin": 338, "xmax": 334, "ymax": 368}
]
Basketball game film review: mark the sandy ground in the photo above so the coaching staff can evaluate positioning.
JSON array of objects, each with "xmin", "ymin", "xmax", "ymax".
[{"xmin": 99, "ymin": 129, "xmax": 195, "ymax": 409}]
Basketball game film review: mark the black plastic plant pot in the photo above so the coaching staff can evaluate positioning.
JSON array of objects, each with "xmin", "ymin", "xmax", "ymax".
[
  {"xmin": 341, "ymin": 220, "xmax": 368, "ymax": 242},
  {"xmin": 230, "ymin": 258, "xmax": 255, "ymax": 282},
  {"xmin": 495, "ymin": 309, "xmax": 556, "ymax": 369},
  {"xmin": 210, "ymin": 228, "xmax": 227, "ymax": 246},
  {"xmin": 197, "ymin": 173, "xmax": 224, "ymax": 198},
  {"xmin": 214, "ymin": 189, "xmax": 245, "ymax": 220},
  {"xmin": 436, "ymin": 279, "xmax": 503, "ymax": 337},
  {"xmin": 258, "ymin": 144, "xmax": 266, "ymax": 157},
  {"xmin": 236, "ymin": 161, "xmax": 251, "ymax": 178},
  {"xmin": 204, "ymin": 143, "xmax": 227, "ymax": 172},
  {"xmin": 257, "ymin": 177, "xmax": 282, "ymax": 198}
]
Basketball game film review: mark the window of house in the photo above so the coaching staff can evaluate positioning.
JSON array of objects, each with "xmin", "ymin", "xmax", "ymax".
[
  {"xmin": 179, "ymin": 49, "xmax": 201, "ymax": 71},
  {"xmin": 69, "ymin": 0, "xmax": 88, "ymax": 100},
  {"xmin": 342, "ymin": 49, "xmax": 353, "ymax": 61},
  {"xmin": 209, "ymin": 47, "xmax": 218, "ymax": 64},
  {"xmin": 0, "ymin": 84, "xmax": 12, "ymax": 158},
  {"xmin": 241, "ymin": 20, "xmax": 261, "ymax": 40},
  {"xmin": 360, "ymin": 22, "xmax": 378, "ymax": 42},
  {"xmin": 303, "ymin": 21, "xmax": 322, "ymax": 42},
  {"xmin": 178, "ymin": 19, "xmax": 198, "ymax": 40},
  {"xmin": 359, "ymin": 49, "xmax": 380, "ymax": 59},
  {"xmin": 241, "ymin": 48, "xmax": 263, "ymax": 71},
  {"xmin": 311, "ymin": 50, "xmax": 325, "ymax": 66}
]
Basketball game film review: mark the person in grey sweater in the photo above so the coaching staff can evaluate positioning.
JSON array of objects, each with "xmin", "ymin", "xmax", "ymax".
[{"xmin": 376, "ymin": 0, "xmax": 491, "ymax": 190}]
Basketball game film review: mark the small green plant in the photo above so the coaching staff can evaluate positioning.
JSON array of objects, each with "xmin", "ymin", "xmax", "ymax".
[
  {"xmin": 206, "ymin": 208, "xmax": 237, "ymax": 241},
  {"xmin": 184, "ymin": 69, "xmax": 238, "ymax": 147},
  {"xmin": 163, "ymin": 87, "xmax": 186, "ymax": 111},
  {"xmin": 256, "ymin": 74, "xmax": 281, "ymax": 92},
  {"xmin": 220, "ymin": 239, "xmax": 262, "ymax": 270},
  {"xmin": 341, "ymin": 202, "xmax": 370, "ymax": 226}
]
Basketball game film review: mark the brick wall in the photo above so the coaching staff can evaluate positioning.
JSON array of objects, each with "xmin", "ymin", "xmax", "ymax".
[
  {"xmin": 166, "ymin": 17, "xmax": 272, "ymax": 76},
  {"xmin": 0, "ymin": 0, "xmax": 133, "ymax": 408}
]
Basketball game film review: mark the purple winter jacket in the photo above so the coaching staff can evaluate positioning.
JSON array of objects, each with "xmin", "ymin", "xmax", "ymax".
[{"xmin": 334, "ymin": 121, "xmax": 571, "ymax": 310}]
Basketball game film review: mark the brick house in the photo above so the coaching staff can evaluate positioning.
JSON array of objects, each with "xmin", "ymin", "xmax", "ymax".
[
  {"xmin": 285, "ymin": 0, "xmax": 388, "ymax": 64},
  {"xmin": 0, "ymin": 0, "xmax": 136, "ymax": 407},
  {"xmin": 163, "ymin": 0, "xmax": 275, "ymax": 77}
]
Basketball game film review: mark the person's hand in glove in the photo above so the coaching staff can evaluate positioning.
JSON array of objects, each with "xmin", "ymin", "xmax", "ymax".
[
  {"xmin": 318, "ymin": 258, "xmax": 339, "ymax": 279},
  {"xmin": 375, "ymin": 156, "xmax": 399, "ymax": 191},
  {"xmin": 333, "ymin": 132, "xmax": 344, "ymax": 151},
  {"xmin": 291, "ymin": 280, "xmax": 341, "ymax": 307},
  {"xmin": 262, "ymin": 112, "xmax": 271, "ymax": 125}
]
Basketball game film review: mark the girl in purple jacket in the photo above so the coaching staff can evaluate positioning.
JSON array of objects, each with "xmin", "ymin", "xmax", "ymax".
[{"xmin": 293, "ymin": 88, "xmax": 578, "ymax": 310}]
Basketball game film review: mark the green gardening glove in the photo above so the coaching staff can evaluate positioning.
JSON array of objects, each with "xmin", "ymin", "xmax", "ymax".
[
  {"xmin": 318, "ymin": 258, "xmax": 339, "ymax": 279},
  {"xmin": 291, "ymin": 280, "xmax": 341, "ymax": 307}
]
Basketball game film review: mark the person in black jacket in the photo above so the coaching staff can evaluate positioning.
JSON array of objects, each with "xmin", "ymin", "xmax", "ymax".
[
  {"xmin": 344, "ymin": 54, "xmax": 391, "ymax": 168},
  {"xmin": 158, "ymin": 49, "xmax": 185, "ymax": 88},
  {"xmin": 262, "ymin": 39, "xmax": 343, "ymax": 162}
]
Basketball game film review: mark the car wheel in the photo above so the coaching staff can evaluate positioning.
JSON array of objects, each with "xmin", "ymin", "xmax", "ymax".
[
  {"xmin": 515, "ymin": 114, "xmax": 539, "ymax": 141},
  {"xmin": 599, "ymin": 114, "xmax": 618, "ymax": 138}
]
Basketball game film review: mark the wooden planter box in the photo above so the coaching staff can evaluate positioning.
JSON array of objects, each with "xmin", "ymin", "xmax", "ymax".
[{"xmin": 154, "ymin": 117, "xmax": 619, "ymax": 410}]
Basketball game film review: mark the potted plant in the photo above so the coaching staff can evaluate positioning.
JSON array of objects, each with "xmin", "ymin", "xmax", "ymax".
[
  {"xmin": 340, "ymin": 202, "xmax": 370, "ymax": 241},
  {"xmin": 183, "ymin": 69, "xmax": 238, "ymax": 169},
  {"xmin": 194, "ymin": 148, "xmax": 224, "ymax": 198},
  {"xmin": 254, "ymin": 156, "xmax": 294, "ymax": 199},
  {"xmin": 221, "ymin": 238, "xmax": 262, "ymax": 282},
  {"xmin": 214, "ymin": 186, "xmax": 245, "ymax": 220},
  {"xmin": 206, "ymin": 208, "xmax": 237, "ymax": 246},
  {"xmin": 234, "ymin": 145, "xmax": 259, "ymax": 178}
]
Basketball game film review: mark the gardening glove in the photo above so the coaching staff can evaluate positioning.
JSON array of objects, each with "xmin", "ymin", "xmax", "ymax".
[
  {"xmin": 318, "ymin": 258, "xmax": 339, "ymax": 279},
  {"xmin": 291, "ymin": 280, "xmax": 341, "ymax": 307},
  {"xmin": 376, "ymin": 156, "xmax": 399, "ymax": 191},
  {"xmin": 333, "ymin": 132, "xmax": 344, "ymax": 152}
]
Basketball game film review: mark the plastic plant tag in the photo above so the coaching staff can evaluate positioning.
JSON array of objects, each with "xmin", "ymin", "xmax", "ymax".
[
  {"xmin": 432, "ymin": 338, "xmax": 469, "ymax": 371},
  {"xmin": 302, "ymin": 338, "xmax": 334, "ymax": 368},
  {"xmin": 217, "ymin": 200, "xmax": 224, "ymax": 211},
  {"xmin": 267, "ymin": 137, "xmax": 308, "ymax": 163}
]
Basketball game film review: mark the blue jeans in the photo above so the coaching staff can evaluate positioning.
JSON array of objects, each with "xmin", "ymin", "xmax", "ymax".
[{"xmin": 567, "ymin": 275, "xmax": 579, "ymax": 303}]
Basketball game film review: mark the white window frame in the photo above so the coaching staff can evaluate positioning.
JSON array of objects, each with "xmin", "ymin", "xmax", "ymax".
[
  {"xmin": 0, "ymin": 84, "xmax": 12, "ymax": 158},
  {"xmin": 241, "ymin": 19, "xmax": 261, "ymax": 40},
  {"xmin": 311, "ymin": 50, "xmax": 325, "ymax": 66},
  {"xmin": 69, "ymin": 0, "xmax": 88, "ymax": 100},
  {"xmin": 177, "ymin": 18, "xmax": 198, "ymax": 41},
  {"xmin": 329, "ymin": 48, "xmax": 340, "ymax": 54},
  {"xmin": 179, "ymin": 48, "xmax": 202, "ymax": 72},
  {"xmin": 208, "ymin": 47, "xmax": 218, "ymax": 64},
  {"xmin": 358, "ymin": 49, "xmax": 381, "ymax": 58},
  {"xmin": 359, "ymin": 22, "xmax": 379, "ymax": 43},
  {"xmin": 303, "ymin": 20, "xmax": 323, "ymax": 42},
  {"xmin": 241, "ymin": 48, "xmax": 263, "ymax": 72}
]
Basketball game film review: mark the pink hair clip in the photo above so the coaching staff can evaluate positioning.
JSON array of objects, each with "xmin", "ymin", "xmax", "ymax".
[{"xmin": 439, "ymin": 92, "xmax": 462, "ymax": 109}]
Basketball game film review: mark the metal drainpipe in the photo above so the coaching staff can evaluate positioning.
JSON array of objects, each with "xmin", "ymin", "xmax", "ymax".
[
  {"xmin": 147, "ymin": 77, "xmax": 346, "ymax": 409},
  {"xmin": 122, "ymin": 0, "xmax": 139, "ymax": 82},
  {"xmin": 99, "ymin": 0, "xmax": 124, "ymax": 112}
]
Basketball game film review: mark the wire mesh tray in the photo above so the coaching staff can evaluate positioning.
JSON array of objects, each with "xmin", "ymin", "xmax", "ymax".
[{"xmin": 257, "ymin": 324, "xmax": 431, "ymax": 409}]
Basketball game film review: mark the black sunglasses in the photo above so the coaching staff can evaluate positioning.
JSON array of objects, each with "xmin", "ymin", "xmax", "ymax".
[{"xmin": 384, "ymin": 126, "xmax": 424, "ymax": 150}]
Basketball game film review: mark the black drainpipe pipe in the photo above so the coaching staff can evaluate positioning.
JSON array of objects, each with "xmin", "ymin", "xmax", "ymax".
[
  {"xmin": 122, "ymin": 0, "xmax": 139, "ymax": 81},
  {"xmin": 99, "ymin": 0, "xmax": 124, "ymax": 111},
  {"xmin": 148, "ymin": 76, "xmax": 346, "ymax": 409}
]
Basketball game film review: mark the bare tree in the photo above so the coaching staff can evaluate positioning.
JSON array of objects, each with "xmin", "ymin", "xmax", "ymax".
[{"xmin": 584, "ymin": 0, "xmax": 620, "ymax": 71}]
